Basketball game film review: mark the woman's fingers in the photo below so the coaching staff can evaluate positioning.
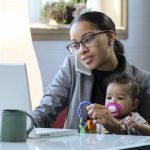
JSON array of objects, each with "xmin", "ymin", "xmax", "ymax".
[
  {"xmin": 87, "ymin": 103, "xmax": 106, "ymax": 110},
  {"xmin": 92, "ymin": 112, "xmax": 104, "ymax": 124},
  {"xmin": 86, "ymin": 104, "xmax": 118, "ymax": 129},
  {"xmin": 87, "ymin": 107, "xmax": 103, "ymax": 118},
  {"xmin": 86, "ymin": 104, "xmax": 121, "ymax": 132},
  {"xmin": 87, "ymin": 104, "xmax": 107, "ymax": 117},
  {"xmin": 92, "ymin": 112, "xmax": 100, "ymax": 120},
  {"xmin": 87, "ymin": 104, "xmax": 110, "ymax": 125}
]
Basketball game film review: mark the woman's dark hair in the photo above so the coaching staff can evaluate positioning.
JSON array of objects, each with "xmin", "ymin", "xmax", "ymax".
[{"xmin": 70, "ymin": 11, "xmax": 124, "ymax": 55}]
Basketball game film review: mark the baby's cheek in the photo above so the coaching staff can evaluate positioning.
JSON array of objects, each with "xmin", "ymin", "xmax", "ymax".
[
  {"xmin": 104, "ymin": 101, "xmax": 109, "ymax": 107},
  {"xmin": 121, "ymin": 102, "xmax": 130, "ymax": 109},
  {"xmin": 120, "ymin": 104, "xmax": 131, "ymax": 115}
]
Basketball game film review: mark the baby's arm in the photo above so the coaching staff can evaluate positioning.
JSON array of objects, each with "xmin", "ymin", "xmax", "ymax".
[{"xmin": 126, "ymin": 116, "xmax": 150, "ymax": 135}]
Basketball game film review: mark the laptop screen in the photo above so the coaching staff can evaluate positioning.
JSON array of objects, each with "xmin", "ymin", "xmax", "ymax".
[{"xmin": 0, "ymin": 64, "xmax": 33, "ymax": 136}]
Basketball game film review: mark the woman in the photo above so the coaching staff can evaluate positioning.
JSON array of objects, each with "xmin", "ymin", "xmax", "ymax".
[{"xmin": 33, "ymin": 11, "xmax": 150, "ymax": 133}]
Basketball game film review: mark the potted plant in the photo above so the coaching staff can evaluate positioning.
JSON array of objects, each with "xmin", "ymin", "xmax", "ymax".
[
  {"xmin": 41, "ymin": 0, "xmax": 67, "ymax": 24},
  {"xmin": 40, "ymin": 0, "xmax": 87, "ymax": 25}
]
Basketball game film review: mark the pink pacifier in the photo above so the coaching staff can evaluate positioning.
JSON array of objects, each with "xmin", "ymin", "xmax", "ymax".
[{"xmin": 106, "ymin": 102, "xmax": 121, "ymax": 116}]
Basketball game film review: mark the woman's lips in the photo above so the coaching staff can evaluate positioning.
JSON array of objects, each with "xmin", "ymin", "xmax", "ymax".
[{"xmin": 82, "ymin": 56, "xmax": 94, "ymax": 64}]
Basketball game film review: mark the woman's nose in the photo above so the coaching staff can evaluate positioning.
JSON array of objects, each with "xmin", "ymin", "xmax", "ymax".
[{"xmin": 78, "ymin": 43, "xmax": 89, "ymax": 54}]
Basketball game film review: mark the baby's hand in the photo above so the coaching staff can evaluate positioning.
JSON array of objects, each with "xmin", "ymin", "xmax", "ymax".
[{"xmin": 125, "ymin": 116, "xmax": 139, "ymax": 129}]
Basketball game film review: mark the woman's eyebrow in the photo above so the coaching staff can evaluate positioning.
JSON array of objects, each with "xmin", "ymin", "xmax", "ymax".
[
  {"xmin": 81, "ymin": 32, "xmax": 94, "ymax": 38},
  {"xmin": 71, "ymin": 32, "xmax": 94, "ymax": 42}
]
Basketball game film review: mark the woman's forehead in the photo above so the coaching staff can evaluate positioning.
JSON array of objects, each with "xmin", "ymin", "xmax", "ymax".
[{"xmin": 70, "ymin": 21, "xmax": 98, "ymax": 40}]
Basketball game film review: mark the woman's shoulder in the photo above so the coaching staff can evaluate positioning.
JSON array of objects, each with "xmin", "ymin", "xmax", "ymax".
[
  {"xmin": 132, "ymin": 65, "xmax": 150, "ymax": 80},
  {"xmin": 61, "ymin": 55, "xmax": 75, "ymax": 69},
  {"xmin": 64, "ymin": 55, "xmax": 75, "ymax": 64},
  {"xmin": 123, "ymin": 54, "xmax": 149, "ymax": 76},
  {"xmin": 127, "ymin": 63, "xmax": 150, "ymax": 88}
]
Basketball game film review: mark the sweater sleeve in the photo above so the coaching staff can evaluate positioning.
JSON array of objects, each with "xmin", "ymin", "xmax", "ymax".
[
  {"xmin": 133, "ymin": 66, "xmax": 150, "ymax": 124},
  {"xmin": 33, "ymin": 55, "xmax": 73, "ymax": 127}
]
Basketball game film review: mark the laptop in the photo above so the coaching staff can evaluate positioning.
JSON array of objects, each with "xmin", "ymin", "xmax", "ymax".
[{"xmin": 0, "ymin": 63, "xmax": 78, "ymax": 138}]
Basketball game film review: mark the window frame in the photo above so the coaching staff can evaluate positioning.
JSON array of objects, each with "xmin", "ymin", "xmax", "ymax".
[{"xmin": 30, "ymin": 0, "xmax": 128, "ymax": 41}]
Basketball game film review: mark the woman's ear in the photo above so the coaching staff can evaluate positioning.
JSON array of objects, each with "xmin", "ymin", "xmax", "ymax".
[
  {"xmin": 132, "ymin": 99, "xmax": 139, "ymax": 110},
  {"xmin": 107, "ymin": 30, "xmax": 116, "ymax": 45}
]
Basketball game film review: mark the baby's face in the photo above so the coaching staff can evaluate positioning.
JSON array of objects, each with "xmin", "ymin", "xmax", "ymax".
[{"xmin": 105, "ymin": 83, "xmax": 134, "ymax": 118}]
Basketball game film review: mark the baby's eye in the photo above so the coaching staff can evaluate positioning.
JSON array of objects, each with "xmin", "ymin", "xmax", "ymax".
[
  {"xmin": 106, "ymin": 97, "xmax": 112, "ymax": 100},
  {"xmin": 118, "ymin": 97, "xmax": 124, "ymax": 100}
]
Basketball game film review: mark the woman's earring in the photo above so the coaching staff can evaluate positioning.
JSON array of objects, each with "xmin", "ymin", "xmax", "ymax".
[{"xmin": 110, "ymin": 41, "xmax": 114, "ymax": 46}]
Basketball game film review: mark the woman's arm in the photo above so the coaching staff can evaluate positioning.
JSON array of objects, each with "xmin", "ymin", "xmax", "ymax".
[
  {"xmin": 33, "ymin": 56, "xmax": 74, "ymax": 127},
  {"xmin": 134, "ymin": 67, "xmax": 150, "ymax": 124}
]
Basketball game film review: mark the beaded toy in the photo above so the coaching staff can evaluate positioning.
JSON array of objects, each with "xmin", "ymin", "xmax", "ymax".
[{"xmin": 77, "ymin": 100, "xmax": 97, "ymax": 134}]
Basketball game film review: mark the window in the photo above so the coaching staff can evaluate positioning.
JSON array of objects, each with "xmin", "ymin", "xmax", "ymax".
[{"xmin": 29, "ymin": 0, "xmax": 128, "ymax": 40}]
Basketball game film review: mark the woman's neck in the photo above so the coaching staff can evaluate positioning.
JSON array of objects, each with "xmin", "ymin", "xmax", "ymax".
[
  {"xmin": 97, "ymin": 53, "xmax": 118, "ymax": 71},
  {"xmin": 111, "ymin": 52, "xmax": 118, "ymax": 69},
  {"xmin": 96, "ymin": 43, "xmax": 119, "ymax": 71}
]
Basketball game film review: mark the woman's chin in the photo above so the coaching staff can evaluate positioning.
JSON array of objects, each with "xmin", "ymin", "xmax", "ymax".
[{"xmin": 83, "ymin": 63, "xmax": 96, "ymax": 70}]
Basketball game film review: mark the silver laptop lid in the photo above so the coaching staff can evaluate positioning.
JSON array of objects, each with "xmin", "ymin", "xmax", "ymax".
[
  {"xmin": 0, "ymin": 63, "xmax": 33, "ymax": 136},
  {"xmin": 0, "ymin": 64, "xmax": 78, "ymax": 138}
]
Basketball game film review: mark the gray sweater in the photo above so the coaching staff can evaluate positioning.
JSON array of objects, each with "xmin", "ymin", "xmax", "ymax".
[{"xmin": 33, "ymin": 55, "xmax": 150, "ymax": 130}]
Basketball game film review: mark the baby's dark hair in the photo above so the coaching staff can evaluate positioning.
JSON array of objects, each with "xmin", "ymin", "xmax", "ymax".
[{"xmin": 107, "ymin": 73, "xmax": 139, "ymax": 99}]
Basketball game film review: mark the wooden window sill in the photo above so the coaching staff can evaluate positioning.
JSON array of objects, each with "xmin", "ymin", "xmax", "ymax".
[{"xmin": 30, "ymin": 23, "xmax": 128, "ymax": 41}]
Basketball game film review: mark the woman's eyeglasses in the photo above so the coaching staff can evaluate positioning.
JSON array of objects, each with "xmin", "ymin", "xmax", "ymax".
[{"xmin": 66, "ymin": 30, "xmax": 108, "ymax": 54}]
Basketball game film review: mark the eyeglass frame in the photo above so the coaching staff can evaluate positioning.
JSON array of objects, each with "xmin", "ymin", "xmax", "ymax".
[{"xmin": 66, "ymin": 30, "xmax": 108, "ymax": 54}]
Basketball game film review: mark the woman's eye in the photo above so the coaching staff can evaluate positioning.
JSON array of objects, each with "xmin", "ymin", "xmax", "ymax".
[
  {"xmin": 71, "ymin": 43, "xmax": 79, "ymax": 50},
  {"xmin": 82, "ymin": 35, "xmax": 94, "ymax": 44}
]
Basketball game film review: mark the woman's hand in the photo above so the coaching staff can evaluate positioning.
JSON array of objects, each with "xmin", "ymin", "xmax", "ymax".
[{"xmin": 87, "ymin": 103, "xmax": 120, "ymax": 132}]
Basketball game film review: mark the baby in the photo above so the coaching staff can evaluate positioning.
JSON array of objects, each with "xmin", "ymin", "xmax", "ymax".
[{"xmin": 105, "ymin": 73, "xmax": 150, "ymax": 135}]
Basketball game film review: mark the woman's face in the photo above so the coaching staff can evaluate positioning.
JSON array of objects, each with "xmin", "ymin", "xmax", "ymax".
[{"xmin": 70, "ymin": 21, "xmax": 115, "ymax": 71}]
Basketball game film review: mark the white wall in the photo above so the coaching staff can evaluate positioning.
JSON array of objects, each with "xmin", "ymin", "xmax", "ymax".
[
  {"xmin": 122, "ymin": 0, "xmax": 150, "ymax": 71},
  {"xmin": 34, "ymin": 41, "xmax": 70, "ymax": 92},
  {"xmin": 33, "ymin": 0, "xmax": 150, "ymax": 91},
  {"xmin": 28, "ymin": 0, "xmax": 41, "ymax": 23}
]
